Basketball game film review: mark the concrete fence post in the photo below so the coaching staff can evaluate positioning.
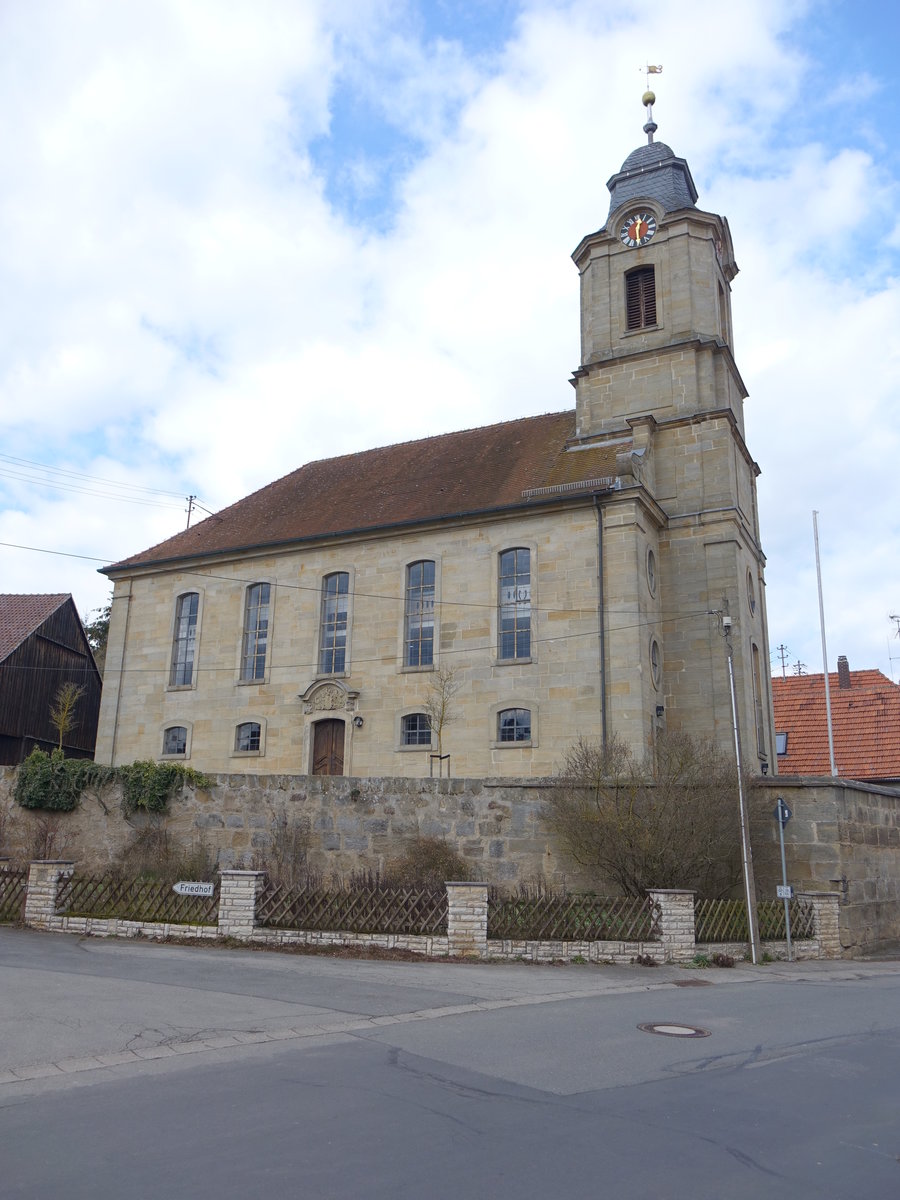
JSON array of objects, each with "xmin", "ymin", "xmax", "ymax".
[
  {"xmin": 217, "ymin": 870, "xmax": 265, "ymax": 940},
  {"xmin": 446, "ymin": 882, "xmax": 488, "ymax": 958},
  {"xmin": 797, "ymin": 890, "xmax": 842, "ymax": 958},
  {"xmin": 648, "ymin": 889, "xmax": 696, "ymax": 963},
  {"xmin": 24, "ymin": 861, "xmax": 74, "ymax": 928}
]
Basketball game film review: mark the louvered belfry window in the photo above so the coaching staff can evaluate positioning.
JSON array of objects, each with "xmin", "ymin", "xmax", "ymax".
[{"xmin": 625, "ymin": 266, "xmax": 656, "ymax": 330}]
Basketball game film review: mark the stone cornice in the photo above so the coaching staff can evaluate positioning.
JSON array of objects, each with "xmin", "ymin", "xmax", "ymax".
[{"xmin": 569, "ymin": 333, "xmax": 749, "ymax": 401}]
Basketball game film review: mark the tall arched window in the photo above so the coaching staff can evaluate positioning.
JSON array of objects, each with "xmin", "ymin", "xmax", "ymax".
[
  {"xmin": 319, "ymin": 573, "xmax": 349, "ymax": 674},
  {"xmin": 498, "ymin": 548, "xmax": 531, "ymax": 660},
  {"xmin": 405, "ymin": 560, "xmax": 435, "ymax": 667},
  {"xmin": 241, "ymin": 583, "xmax": 270, "ymax": 681},
  {"xmin": 170, "ymin": 593, "xmax": 199, "ymax": 686},
  {"xmin": 752, "ymin": 643, "xmax": 766, "ymax": 755}
]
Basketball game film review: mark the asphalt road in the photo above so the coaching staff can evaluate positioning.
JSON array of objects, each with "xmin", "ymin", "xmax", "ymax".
[{"xmin": 1, "ymin": 928, "xmax": 899, "ymax": 1199}]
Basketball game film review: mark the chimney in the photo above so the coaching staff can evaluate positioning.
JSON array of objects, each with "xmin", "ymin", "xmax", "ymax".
[{"xmin": 837, "ymin": 655, "xmax": 850, "ymax": 689}]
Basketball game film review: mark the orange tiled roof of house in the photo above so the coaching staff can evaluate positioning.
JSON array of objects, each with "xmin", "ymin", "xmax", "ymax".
[
  {"xmin": 772, "ymin": 660, "xmax": 900, "ymax": 783},
  {"xmin": 0, "ymin": 594, "xmax": 70, "ymax": 663},
  {"xmin": 105, "ymin": 410, "xmax": 620, "ymax": 573}
]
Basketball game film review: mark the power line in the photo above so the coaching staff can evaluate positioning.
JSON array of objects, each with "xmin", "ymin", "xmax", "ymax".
[
  {"xmin": 0, "ymin": 452, "xmax": 186, "ymax": 497},
  {"xmin": 0, "ymin": 538, "xmax": 714, "ymax": 621},
  {"xmin": 0, "ymin": 467, "xmax": 186, "ymax": 509},
  {"xmin": 0, "ymin": 540, "xmax": 112, "ymax": 563},
  {"xmin": 3, "ymin": 605, "xmax": 712, "ymax": 678}
]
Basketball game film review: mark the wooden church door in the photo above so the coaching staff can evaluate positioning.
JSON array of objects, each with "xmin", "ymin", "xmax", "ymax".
[{"xmin": 312, "ymin": 719, "xmax": 344, "ymax": 776}]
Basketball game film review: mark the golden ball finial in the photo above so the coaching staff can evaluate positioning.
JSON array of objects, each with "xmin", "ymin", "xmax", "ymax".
[{"xmin": 642, "ymin": 89, "xmax": 656, "ymax": 107}]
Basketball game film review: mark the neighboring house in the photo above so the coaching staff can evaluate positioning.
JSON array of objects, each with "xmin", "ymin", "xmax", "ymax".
[
  {"xmin": 95, "ymin": 98, "xmax": 776, "ymax": 779},
  {"xmin": 0, "ymin": 594, "xmax": 103, "ymax": 765},
  {"xmin": 772, "ymin": 657, "xmax": 900, "ymax": 784}
]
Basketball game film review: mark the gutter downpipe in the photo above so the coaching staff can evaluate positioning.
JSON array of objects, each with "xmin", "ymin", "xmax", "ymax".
[{"xmin": 594, "ymin": 495, "xmax": 608, "ymax": 751}]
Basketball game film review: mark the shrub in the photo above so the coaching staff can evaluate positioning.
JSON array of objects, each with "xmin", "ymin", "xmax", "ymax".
[
  {"xmin": 117, "ymin": 760, "xmax": 209, "ymax": 815},
  {"xmin": 386, "ymin": 836, "xmax": 472, "ymax": 888},
  {"xmin": 541, "ymin": 732, "xmax": 757, "ymax": 898},
  {"xmin": 14, "ymin": 748, "xmax": 209, "ymax": 815},
  {"xmin": 252, "ymin": 809, "xmax": 312, "ymax": 888},
  {"xmin": 117, "ymin": 824, "xmax": 215, "ymax": 884},
  {"xmin": 15, "ymin": 748, "xmax": 112, "ymax": 812}
]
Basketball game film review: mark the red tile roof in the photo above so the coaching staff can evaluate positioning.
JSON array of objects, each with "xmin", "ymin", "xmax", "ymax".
[
  {"xmin": 772, "ymin": 669, "xmax": 900, "ymax": 782},
  {"xmin": 106, "ymin": 410, "xmax": 620, "ymax": 572},
  {"xmin": 0, "ymin": 594, "xmax": 70, "ymax": 663}
]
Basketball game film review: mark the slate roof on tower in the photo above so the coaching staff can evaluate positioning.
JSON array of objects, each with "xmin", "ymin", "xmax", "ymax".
[
  {"xmin": 604, "ymin": 141, "xmax": 699, "ymax": 223},
  {"xmin": 105, "ymin": 410, "xmax": 620, "ymax": 573}
]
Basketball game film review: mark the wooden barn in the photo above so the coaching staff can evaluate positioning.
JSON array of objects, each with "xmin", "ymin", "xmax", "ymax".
[{"xmin": 0, "ymin": 594, "xmax": 102, "ymax": 765}]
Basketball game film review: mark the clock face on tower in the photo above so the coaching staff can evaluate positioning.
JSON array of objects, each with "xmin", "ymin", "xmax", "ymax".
[{"xmin": 619, "ymin": 212, "xmax": 657, "ymax": 248}]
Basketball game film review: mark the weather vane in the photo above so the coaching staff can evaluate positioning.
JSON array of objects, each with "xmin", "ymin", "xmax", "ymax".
[{"xmin": 637, "ymin": 64, "xmax": 663, "ymax": 144}]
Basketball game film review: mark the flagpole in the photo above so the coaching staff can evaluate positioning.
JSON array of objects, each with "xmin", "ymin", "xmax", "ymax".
[{"xmin": 813, "ymin": 510, "xmax": 838, "ymax": 776}]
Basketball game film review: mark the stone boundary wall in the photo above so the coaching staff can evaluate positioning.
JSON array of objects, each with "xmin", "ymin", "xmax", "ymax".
[
  {"xmin": 753, "ymin": 777, "xmax": 900, "ymax": 956},
  {"xmin": 4, "ymin": 766, "xmax": 895, "ymax": 954},
  {"xmin": 18, "ymin": 863, "xmax": 840, "ymax": 963}
]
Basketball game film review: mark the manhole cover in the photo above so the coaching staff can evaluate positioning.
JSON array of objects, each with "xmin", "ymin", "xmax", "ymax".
[{"xmin": 637, "ymin": 1022, "xmax": 711, "ymax": 1038}]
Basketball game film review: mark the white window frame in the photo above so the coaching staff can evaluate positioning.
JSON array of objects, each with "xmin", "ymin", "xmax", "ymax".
[
  {"xmin": 239, "ymin": 582, "xmax": 272, "ymax": 684},
  {"xmin": 160, "ymin": 722, "xmax": 192, "ymax": 759},
  {"xmin": 491, "ymin": 701, "xmax": 537, "ymax": 749},
  {"xmin": 495, "ymin": 545, "xmax": 535, "ymax": 664},
  {"xmin": 233, "ymin": 718, "xmax": 266, "ymax": 757},
  {"xmin": 317, "ymin": 570, "xmax": 352, "ymax": 677},
  {"xmin": 168, "ymin": 591, "xmax": 202, "ymax": 690}
]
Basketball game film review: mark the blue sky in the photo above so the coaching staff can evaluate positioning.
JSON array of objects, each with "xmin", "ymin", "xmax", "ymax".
[{"xmin": 1, "ymin": 0, "xmax": 899, "ymax": 685}]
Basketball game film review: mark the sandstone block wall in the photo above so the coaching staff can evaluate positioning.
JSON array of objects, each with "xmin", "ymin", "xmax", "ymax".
[
  {"xmin": 3, "ymin": 766, "xmax": 897, "ymax": 956},
  {"xmin": 752, "ymin": 777, "xmax": 900, "ymax": 956}
]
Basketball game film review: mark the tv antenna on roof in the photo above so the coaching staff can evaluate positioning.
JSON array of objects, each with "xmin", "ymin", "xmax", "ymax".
[{"xmin": 889, "ymin": 614, "xmax": 900, "ymax": 682}]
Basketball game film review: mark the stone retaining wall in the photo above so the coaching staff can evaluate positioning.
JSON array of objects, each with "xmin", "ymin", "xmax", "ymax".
[{"xmin": 3, "ymin": 766, "xmax": 897, "ymax": 955}]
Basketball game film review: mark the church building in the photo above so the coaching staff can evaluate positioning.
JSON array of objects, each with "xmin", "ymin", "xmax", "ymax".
[{"xmin": 95, "ymin": 94, "xmax": 776, "ymax": 779}]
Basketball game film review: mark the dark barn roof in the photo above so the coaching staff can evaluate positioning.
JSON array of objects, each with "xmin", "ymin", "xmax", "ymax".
[
  {"xmin": 0, "ymin": 594, "xmax": 70, "ymax": 663},
  {"xmin": 105, "ymin": 410, "xmax": 619, "ymax": 573}
]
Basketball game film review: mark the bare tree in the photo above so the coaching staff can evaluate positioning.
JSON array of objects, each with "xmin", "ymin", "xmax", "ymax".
[
  {"xmin": 48, "ymin": 681, "xmax": 86, "ymax": 751},
  {"xmin": 541, "ymin": 732, "xmax": 754, "ymax": 898},
  {"xmin": 423, "ymin": 665, "xmax": 463, "ymax": 758}
]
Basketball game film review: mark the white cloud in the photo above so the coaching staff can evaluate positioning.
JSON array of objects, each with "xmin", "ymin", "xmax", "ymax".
[{"xmin": 1, "ymin": 0, "xmax": 898, "ymax": 683}]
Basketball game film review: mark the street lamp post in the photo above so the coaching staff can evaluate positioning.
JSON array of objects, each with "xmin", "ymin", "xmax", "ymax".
[{"xmin": 722, "ymin": 613, "xmax": 761, "ymax": 965}]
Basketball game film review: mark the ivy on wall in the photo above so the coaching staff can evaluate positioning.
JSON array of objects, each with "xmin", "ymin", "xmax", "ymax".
[{"xmin": 14, "ymin": 748, "xmax": 210, "ymax": 815}]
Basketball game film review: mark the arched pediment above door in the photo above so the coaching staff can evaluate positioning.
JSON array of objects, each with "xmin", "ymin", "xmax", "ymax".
[{"xmin": 298, "ymin": 678, "xmax": 360, "ymax": 715}]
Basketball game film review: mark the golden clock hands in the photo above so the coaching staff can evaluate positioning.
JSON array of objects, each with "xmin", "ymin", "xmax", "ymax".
[{"xmin": 633, "ymin": 217, "xmax": 645, "ymax": 243}]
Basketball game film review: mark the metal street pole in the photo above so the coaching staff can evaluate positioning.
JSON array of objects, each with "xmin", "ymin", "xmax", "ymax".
[
  {"xmin": 775, "ymin": 796, "xmax": 793, "ymax": 962},
  {"xmin": 724, "ymin": 618, "xmax": 761, "ymax": 964}
]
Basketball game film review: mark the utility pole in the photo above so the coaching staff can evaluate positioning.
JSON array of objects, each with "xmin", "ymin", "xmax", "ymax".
[
  {"xmin": 713, "ymin": 603, "xmax": 761, "ymax": 964},
  {"xmin": 185, "ymin": 495, "xmax": 196, "ymax": 530},
  {"xmin": 774, "ymin": 644, "xmax": 790, "ymax": 678}
]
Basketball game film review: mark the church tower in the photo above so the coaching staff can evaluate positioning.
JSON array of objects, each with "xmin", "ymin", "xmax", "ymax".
[{"xmin": 571, "ymin": 90, "xmax": 775, "ymax": 771}]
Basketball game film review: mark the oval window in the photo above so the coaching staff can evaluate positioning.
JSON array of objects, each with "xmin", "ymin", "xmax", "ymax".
[{"xmin": 650, "ymin": 638, "xmax": 661, "ymax": 689}]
